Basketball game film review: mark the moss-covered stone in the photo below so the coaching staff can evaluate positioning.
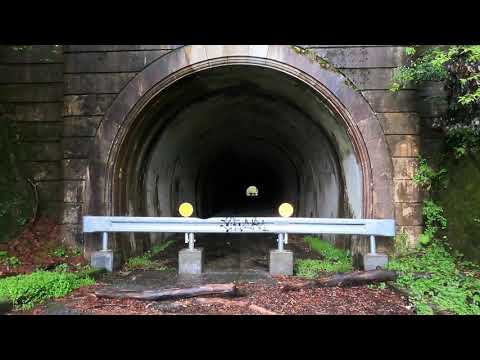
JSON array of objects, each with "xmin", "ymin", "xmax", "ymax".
[{"xmin": 435, "ymin": 153, "xmax": 480, "ymax": 263}]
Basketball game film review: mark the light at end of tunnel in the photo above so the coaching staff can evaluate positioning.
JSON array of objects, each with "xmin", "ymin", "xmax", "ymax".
[
  {"xmin": 179, "ymin": 202, "xmax": 194, "ymax": 217},
  {"xmin": 246, "ymin": 185, "xmax": 259, "ymax": 197},
  {"xmin": 278, "ymin": 203, "xmax": 294, "ymax": 218}
]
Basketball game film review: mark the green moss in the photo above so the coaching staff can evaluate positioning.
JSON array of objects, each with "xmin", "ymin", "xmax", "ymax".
[{"xmin": 435, "ymin": 153, "xmax": 480, "ymax": 263}]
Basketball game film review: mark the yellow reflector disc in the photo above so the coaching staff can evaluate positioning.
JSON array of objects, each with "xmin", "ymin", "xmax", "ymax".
[
  {"xmin": 179, "ymin": 202, "xmax": 194, "ymax": 217},
  {"xmin": 278, "ymin": 203, "xmax": 294, "ymax": 218}
]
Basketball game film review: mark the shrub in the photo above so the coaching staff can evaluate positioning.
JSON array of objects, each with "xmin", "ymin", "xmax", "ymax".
[
  {"xmin": 0, "ymin": 270, "xmax": 95, "ymax": 310},
  {"xmin": 0, "ymin": 251, "xmax": 21, "ymax": 268},
  {"xmin": 295, "ymin": 237, "xmax": 352, "ymax": 278},
  {"xmin": 151, "ymin": 239, "xmax": 176, "ymax": 256},
  {"xmin": 387, "ymin": 242, "xmax": 480, "ymax": 315}
]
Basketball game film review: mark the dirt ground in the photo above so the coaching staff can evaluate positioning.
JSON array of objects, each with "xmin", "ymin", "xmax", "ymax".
[
  {"xmin": 3, "ymin": 221, "xmax": 413, "ymax": 315},
  {"xmin": 20, "ymin": 275, "xmax": 413, "ymax": 315},
  {"xmin": 0, "ymin": 218, "xmax": 88, "ymax": 278}
]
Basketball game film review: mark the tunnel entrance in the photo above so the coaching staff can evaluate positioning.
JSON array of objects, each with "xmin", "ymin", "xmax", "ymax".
[{"xmin": 111, "ymin": 64, "xmax": 365, "ymax": 267}]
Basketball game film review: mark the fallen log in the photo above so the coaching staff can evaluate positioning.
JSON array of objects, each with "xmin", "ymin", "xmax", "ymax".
[
  {"xmin": 282, "ymin": 270, "xmax": 431, "ymax": 291},
  {"xmin": 95, "ymin": 283, "xmax": 237, "ymax": 301}
]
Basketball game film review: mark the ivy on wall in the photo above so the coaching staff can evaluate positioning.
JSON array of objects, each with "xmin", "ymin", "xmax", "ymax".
[{"xmin": 391, "ymin": 45, "xmax": 480, "ymax": 157}]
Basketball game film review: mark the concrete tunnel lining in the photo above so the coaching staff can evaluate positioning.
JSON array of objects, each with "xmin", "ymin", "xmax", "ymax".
[{"xmin": 111, "ymin": 65, "xmax": 364, "ymax": 261}]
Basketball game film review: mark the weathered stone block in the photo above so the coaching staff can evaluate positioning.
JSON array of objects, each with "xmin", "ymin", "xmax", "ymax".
[
  {"xmin": 65, "ymin": 73, "xmax": 136, "ymax": 94},
  {"xmin": 65, "ymin": 45, "xmax": 179, "ymax": 52},
  {"xmin": 58, "ymin": 224, "xmax": 83, "ymax": 246},
  {"xmin": 63, "ymin": 116, "xmax": 102, "ymax": 137},
  {"xmin": 61, "ymin": 203, "xmax": 82, "ymax": 224},
  {"xmin": 63, "ymin": 181, "xmax": 85, "ymax": 203},
  {"xmin": 21, "ymin": 142, "xmax": 62, "ymax": 161},
  {"xmin": 362, "ymin": 253, "xmax": 389, "ymax": 271},
  {"xmin": 394, "ymin": 180, "xmax": 425, "ymax": 203},
  {"xmin": 397, "ymin": 225, "xmax": 424, "ymax": 247},
  {"xmin": 25, "ymin": 161, "xmax": 61, "ymax": 181},
  {"xmin": 63, "ymin": 94, "xmax": 116, "ymax": 116},
  {"xmin": 0, "ymin": 45, "xmax": 63, "ymax": 63},
  {"xmin": 395, "ymin": 202, "xmax": 423, "ymax": 226},
  {"xmin": 0, "ymin": 63, "xmax": 63, "ymax": 83},
  {"xmin": 362, "ymin": 90, "xmax": 417, "ymax": 112},
  {"xmin": 178, "ymin": 248, "xmax": 203, "ymax": 274},
  {"xmin": 16, "ymin": 122, "xmax": 61, "ymax": 142},
  {"xmin": 393, "ymin": 157, "xmax": 419, "ymax": 180},
  {"xmin": 269, "ymin": 250, "xmax": 294, "ymax": 276},
  {"xmin": 64, "ymin": 50, "xmax": 168, "ymax": 73},
  {"xmin": 341, "ymin": 68, "xmax": 400, "ymax": 90},
  {"xmin": 386, "ymin": 135, "xmax": 420, "ymax": 157},
  {"xmin": 377, "ymin": 113, "xmax": 420, "ymax": 135},
  {"xmin": 63, "ymin": 159, "xmax": 88, "ymax": 180},
  {"xmin": 62, "ymin": 137, "xmax": 93, "ymax": 158},
  {"xmin": 36, "ymin": 181, "xmax": 63, "ymax": 202},
  {"xmin": 38, "ymin": 201, "xmax": 62, "ymax": 219},
  {"xmin": 309, "ymin": 46, "xmax": 407, "ymax": 68},
  {"xmin": 0, "ymin": 103, "xmax": 62, "ymax": 122},
  {"xmin": 91, "ymin": 250, "xmax": 121, "ymax": 272},
  {"xmin": 0, "ymin": 83, "xmax": 63, "ymax": 102}
]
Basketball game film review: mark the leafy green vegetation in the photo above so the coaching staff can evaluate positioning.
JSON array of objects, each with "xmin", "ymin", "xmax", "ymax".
[
  {"xmin": 53, "ymin": 263, "xmax": 69, "ymax": 272},
  {"xmin": 124, "ymin": 240, "xmax": 176, "ymax": 271},
  {"xmin": 389, "ymin": 149, "xmax": 480, "ymax": 314},
  {"xmin": 150, "ymin": 239, "xmax": 175, "ymax": 256},
  {"xmin": 295, "ymin": 237, "xmax": 352, "ymax": 278},
  {"xmin": 0, "ymin": 251, "xmax": 21, "ymax": 269},
  {"xmin": 125, "ymin": 255, "xmax": 168, "ymax": 271},
  {"xmin": 393, "ymin": 231, "xmax": 411, "ymax": 257},
  {"xmin": 413, "ymin": 157, "xmax": 447, "ymax": 191},
  {"xmin": 51, "ymin": 247, "xmax": 66, "ymax": 258},
  {"xmin": 387, "ymin": 242, "xmax": 480, "ymax": 315},
  {"xmin": 391, "ymin": 45, "xmax": 480, "ymax": 157},
  {"xmin": 411, "ymin": 157, "xmax": 448, "ymax": 247},
  {"xmin": 0, "ymin": 270, "xmax": 95, "ymax": 310},
  {"xmin": 50, "ymin": 245, "xmax": 82, "ymax": 258}
]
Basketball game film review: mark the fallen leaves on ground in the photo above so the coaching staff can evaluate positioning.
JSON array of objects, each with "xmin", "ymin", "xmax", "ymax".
[
  {"xmin": 0, "ymin": 217, "xmax": 88, "ymax": 278},
  {"xmin": 23, "ymin": 276, "xmax": 413, "ymax": 315}
]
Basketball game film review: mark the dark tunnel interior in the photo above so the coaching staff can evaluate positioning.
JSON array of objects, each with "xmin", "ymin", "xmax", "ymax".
[{"xmin": 112, "ymin": 65, "xmax": 364, "ymax": 266}]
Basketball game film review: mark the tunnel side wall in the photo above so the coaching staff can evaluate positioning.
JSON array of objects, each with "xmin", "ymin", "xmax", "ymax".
[{"xmin": 1, "ymin": 45, "xmax": 424, "ymax": 253}]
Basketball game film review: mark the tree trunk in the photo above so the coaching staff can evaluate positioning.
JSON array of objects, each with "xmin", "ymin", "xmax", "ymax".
[{"xmin": 95, "ymin": 283, "xmax": 237, "ymax": 301}]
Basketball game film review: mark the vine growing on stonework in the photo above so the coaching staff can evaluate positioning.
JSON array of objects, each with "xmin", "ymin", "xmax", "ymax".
[
  {"xmin": 391, "ymin": 45, "xmax": 480, "ymax": 157},
  {"xmin": 387, "ymin": 46, "xmax": 480, "ymax": 315}
]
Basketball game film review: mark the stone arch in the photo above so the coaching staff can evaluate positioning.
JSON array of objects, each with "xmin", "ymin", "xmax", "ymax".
[{"xmin": 84, "ymin": 45, "xmax": 394, "ymax": 252}]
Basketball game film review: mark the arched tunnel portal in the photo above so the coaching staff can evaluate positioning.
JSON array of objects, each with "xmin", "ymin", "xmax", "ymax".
[{"xmin": 109, "ymin": 65, "xmax": 365, "ymax": 268}]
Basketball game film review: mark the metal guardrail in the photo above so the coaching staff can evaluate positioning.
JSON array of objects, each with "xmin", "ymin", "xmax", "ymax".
[{"xmin": 83, "ymin": 216, "xmax": 395, "ymax": 255}]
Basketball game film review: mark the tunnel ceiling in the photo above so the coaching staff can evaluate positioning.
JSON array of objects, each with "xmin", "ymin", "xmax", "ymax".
[{"xmin": 114, "ymin": 65, "xmax": 363, "ymax": 231}]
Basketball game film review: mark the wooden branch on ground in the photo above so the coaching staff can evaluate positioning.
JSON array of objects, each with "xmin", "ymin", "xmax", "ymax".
[
  {"xmin": 95, "ymin": 283, "xmax": 237, "ymax": 301},
  {"xmin": 282, "ymin": 270, "xmax": 431, "ymax": 291},
  {"xmin": 192, "ymin": 297, "xmax": 278, "ymax": 315}
]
